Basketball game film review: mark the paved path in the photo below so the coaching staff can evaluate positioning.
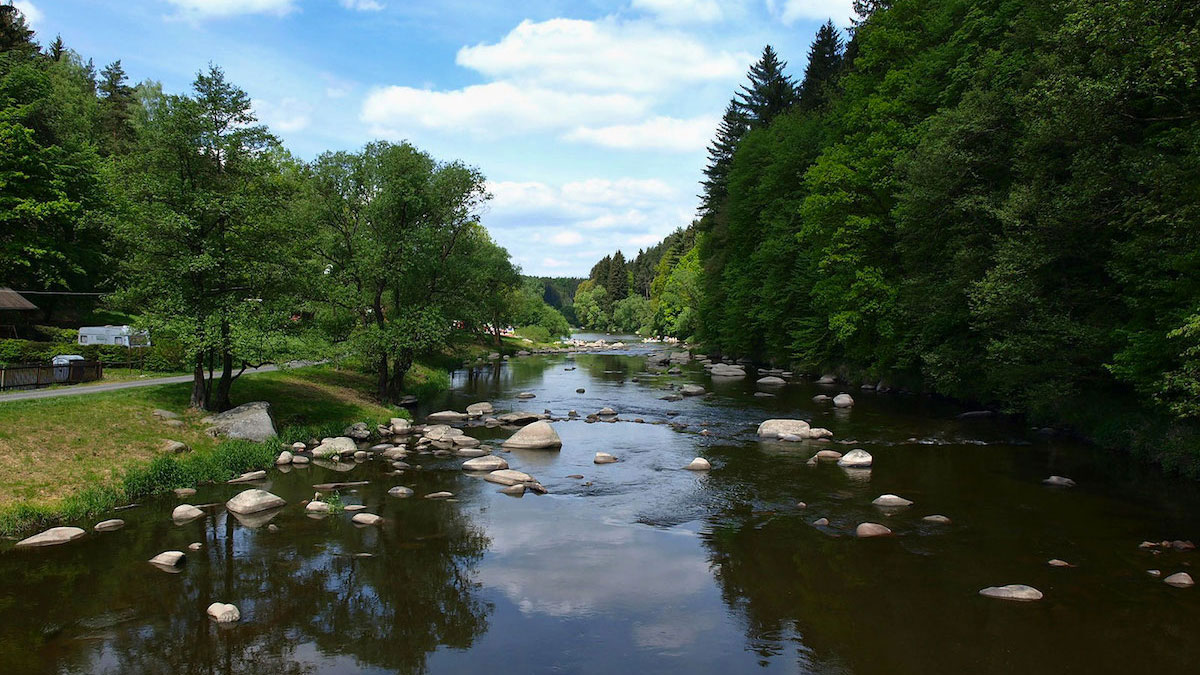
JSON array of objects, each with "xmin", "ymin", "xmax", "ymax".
[{"xmin": 0, "ymin": 364, "xmax": 281, "ymax": 403}]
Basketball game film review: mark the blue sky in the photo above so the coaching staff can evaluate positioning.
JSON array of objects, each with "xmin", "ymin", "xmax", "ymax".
[{"xmin": 14, "ymin": 0, "xmax": 853, "ymax": 276}]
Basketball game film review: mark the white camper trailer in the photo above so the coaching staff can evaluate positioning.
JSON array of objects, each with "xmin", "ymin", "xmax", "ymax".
[{"xmin": 77, "ymin": 325, "xmax": 149, "ymax": 347}]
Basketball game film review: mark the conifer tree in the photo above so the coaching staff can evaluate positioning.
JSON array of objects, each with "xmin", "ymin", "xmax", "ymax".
[
  {"xmin": 736, "ymin": 45, "xmax": 797, "ymax": 128},
  {"xmin": 98, "ymin": 60, "xmax": 136, "ymax": 154},
  {"xmin": 0, "ymin": 4, "xmax": 36, "ymax": 54},
  {"xmin": 48, "ymin": 35, "xmax": 65, "ymax": 61},
  {"xmin": 607, "ymin": 250, "xmax": 628, "ymax": 303},
  {"xmin": 700, "ymin": 99, "xmax": 749, "ymax": 215},
  {"xmin": 798, "ymin": 21, "xmax": 844, "ymax": 111}
]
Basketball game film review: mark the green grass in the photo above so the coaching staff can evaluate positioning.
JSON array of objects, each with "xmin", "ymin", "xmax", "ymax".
[{"xmin": 0, "ymin": 364, "xmax": 401, "ymax": 535}]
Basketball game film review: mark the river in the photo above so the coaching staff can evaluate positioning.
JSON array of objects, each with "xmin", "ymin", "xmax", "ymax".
[{"xmin": 2, "ymin": 334, "xmax": 1198, "ymax": 674}]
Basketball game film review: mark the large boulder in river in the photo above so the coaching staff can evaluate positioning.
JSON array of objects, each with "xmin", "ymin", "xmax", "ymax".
[
  {"xmin": 502, "ymin": 421, "xmax": 562, "ymax": 450},
  {"xmin": 203, "ymin": 401, "xmax": 276, "ymax": 442},
  {"xmin": 225, "ymin": 489, "xmax": 286, "ymax": 515},
  {"xmin": 466, "ymin": 402, "xmax": 494, "ymax": 416},
  {"xmin": 838, "ymin": 449, "xmax": 873, "ymax": 468},
  {"xmin": 311, "ymin": 436, "xmax": 357, "ymax": 458},
  {"xmin": 15, "ymin": 526, "xmax": 86, "ymax": 548},
  {"xmin": 833, "ymin": 393, "xmax": 855, "ymax": 408},
  {"xmin": 757, "ymin": 419, "xmax": 811, "ymax": 439}
]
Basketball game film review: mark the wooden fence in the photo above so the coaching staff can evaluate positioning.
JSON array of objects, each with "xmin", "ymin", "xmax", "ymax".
[{"xmin": 0, "ymin": 361, "xmax": 103, "ymax": 392}]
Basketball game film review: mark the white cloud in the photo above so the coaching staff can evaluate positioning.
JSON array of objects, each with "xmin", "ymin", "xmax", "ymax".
[
  {"xmin": 165, "ymin": 0, "xmax": 296, "ymax": 17},
  {"xmin": 253, "ymin": 97, "xmax": 311, "ymax": 133},
  {"xmin": 766, "ymin": 0, "xmax": 854, "ymax": 25},
  {"xmin": 456, "ymin": 18, "xmax": 749, "ymax": 94},
  {"xmin": 340, "ymin": 0, "xmax": 383, "ymax": 10},
  {"xmin": 566, "ymin": 115, "xmax": 718, "ymax": 152},
  {"xmin": 631, "ymin": 0, "xmax": 724, "ymax": 24},
  {"xmin": 362, "ymin": 82, "xmax": 644, "ymax": 138},
  {"xmin": 13, "ymin": 1, "xmax": 42, "ymax": 26},
  {"xmin": 550, "ymin": 231, "xmax": 584, "ymax": 245}
]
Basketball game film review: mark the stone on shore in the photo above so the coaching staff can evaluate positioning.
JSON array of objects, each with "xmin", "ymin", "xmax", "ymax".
[
  {"xmin": 833, "ymin": 393, "xmax": 855, "ymax": 408},
  {"xmin": 206, "ymin": 602, "xmax": 240, "ymax": 623},
  {"xmin": 463, "ymin": 456, "xmax": 508, "ymax": 471},
  {"xmin": 872, "ymin": 494, "xmax": 913, "ymax": 507},
  {"xmin": 276, "ymin": 450, "xmax": 294, "ymax": 465},
  {"xmin": 387, "ymin": 486, "xmax": 414, "ymax": 498},
  {"xmin": 172, "ymin": 504, "xmax": 205, "ymax": 522},
  {"xmin": 351, "ymin": 513, "xmax": 383, "ymax": 526},
  {"xmin": 838, "ymin": 449, "xmax": 873, "ymax": 467},
  {"xmin": 225, "ymin": 489, "xmax": 286, "ymax": 515},
  {"xmin": 203, "ymin": 401, "xmax": 276, "ymax": 442},
  {"xmin": 161, "ymin": 440, "xmax": 190, "ymax": 454},
  {"xmin": 15, "ymin": 526, "xmax": 87, "ymax": 548},
  {"xmin": 502, "ymin": 421, "xmax": 562, "ymax": 450},
  {"xmin": 484, "ymin": 469, "xmax": 535, "ymax": 486},
  {"xmin": 685, "ymin": 457, "xmax": 711, "ymax": 471},
  {"xmin": 94, "ymin": 519, "xmax": 125, "ymax": 532},
  {"xmin": 855, "ymin": 522, "xmax": 893, "ymax": 538},
  {"xmin": 979, "ymin": 585, "xmax": 1043, "ymax": 601},
  {"xmin": 594, "ymin": 452, "xmax": 618, "ymax": 464}
]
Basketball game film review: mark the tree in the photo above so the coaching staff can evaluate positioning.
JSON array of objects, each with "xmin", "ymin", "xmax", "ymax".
[
  {"xmin": 798, "ymin": 21, "xmax": 844, "ymax": 111},
  {"xmin": 573, "ymin": 281, "xmax": 609, "ymax": 331},
  {"xmin": 0, "ymin": 4, "xmax": 36, "ymax": 55},
  {"xmin": 607, "ymin": 250, "xmax": 629, "ymax": 303},
  {"xmin": 112, "ymin": 65, "xmax": 296, "ymax": 411},
  {"xmin": 97, "ymin": 60, "xmax": 136, "ymax": 154},
  {"xmin": 612, "ymin": 294, "xmax": 652, "ymax": 334},
  {"xmin": 737, "ymin": 45, "xmax": 797, "ymax": 128},
  {"xmin": 302, "ymin": 141, "xmax": 490, "ymax": 402},
  {"xmin": 48, "ymin": 35, "xmax": 64, "ymax": 61},
  {"xmin": 700, "ymin": 100, "xmax": 749, "ymax": 215}
]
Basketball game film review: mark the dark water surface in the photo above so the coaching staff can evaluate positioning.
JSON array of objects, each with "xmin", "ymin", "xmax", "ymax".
[{"xmin": 2, "ymin": 335, "xmax": 1199, "ymax": 674}]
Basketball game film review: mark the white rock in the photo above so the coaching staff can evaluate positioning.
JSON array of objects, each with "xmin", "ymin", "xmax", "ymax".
[
  {"xmin": 305, "ymin": 501, "xmax": 331, "ymax": 513},
  {"xmin": 424, "ymin": 491, "xmax": 454, "ymax": 499},
  {"xmin": 922, "ymin": 515, "xmax": 952, "ymax": 524},
  {"xmin": 756, "ymin": 376, "xmax": 786, "ymax": 386},
  {"xmin": 225, "ymin": 489, "xmax": 286, "ymax": 515},
  {"xmin": 833, "ymin": 393, "xmax": 855, "ymax": 408},
  {"xmin": 837, "ymin": 449, "xmax": 873, "ymax": 468},
  {"xmin": 387, "ymin": 486, "xmax": 414, "ymax": 498},
  {"xmin": 93, "ymin": 519, "xmax": 125, "ymax": 532},
  {"xmin": 598, "ymin": 407, "xmax": 617, "ymax": 416},
  {"xmin": 594, "ymin": 452, "xmax": 618, "ymax": 464},
  {"xmin": 311, "ymin": 437, "xmax": 357, "ymax": 458},
  {"xmin": 685, "ymin": 457, "xmax": 711, "ymax": 471},
  {"xmin": 816, "ymin": 375, "xmax": 837, "ymax": 385},
  {"xmin": 275, "ymin": 451, "xmax": 293, "ymax": 465},
  {"xmin": 149, "ymin": 551, "xmax": 186, "ymax": 570},
  {"xmin": 856, "ymin": 523, "xmax": 892, "ymax": 538},
  {"xmin": 427, "ymin": 410, "xmax": 468, "ymax": 423},
  {"xmin": 680, "ymin": 384, "xmax": 706, "ymax": 396},
  {"xmin": 466, "ymin": 402, "xmax": 494, "ymax": 415},
  {"xmin": 206, "ymin": 602, "xmax": 240, "ymax": 623},
  {"xmin": 500, "ymin": 484, "xmax": 526, "ymax": 496},
  {"xmin": 389, "ymin": 418, "xmax": 411, "ymax": 433},
  {"xmin": 351, "ymin": 513, "xmax": 383, "ymax": 526},
  {"xmin": 979, "ymin": 585, "xmax": 1043, "ymax": 601},
  {"xmin": 1043, "ymin": 475, "xmax": 1076, "ymax": 487},
  {"xmin": 463, "ymin": 455, "xmax": 508, "ymax": 471},
  {"xmin": 502, "ymin": 420, "xmax": 563, "ymax": 450},
  {"xmin": 872, "ymin": 494, "xmax": 913, "ymax": 507},
  {"xmin": 484, "ymin": 469, "xmax": 535, "ymax": 486},
  {"xmin": 228, "ymin": 470, "xmax": 266, "ymax": 484},
  {"xmin": 204, "ymin": 401, "xmax": 276, "ymax": 442},
  {"xmin": 814, "ymin": 449, "xmax": 843, "ymax": 461},
  {"xmin": 15, "ymin": 526, "xmax": 87, "ymax": 548},
  {"xmin": 757, "ymin": 419, "xmax": 811, "ymax": 439},
  {"xmin": 516, "ymin": 392, "xmax": 536, "ymax": 399},
  {"xmin": 1165, "ymin": 572, "xmax": 1195, "ymax": 588},
  {"xmin": 172, "ymin": 504, "xmax": 205, "ymax": 522}
]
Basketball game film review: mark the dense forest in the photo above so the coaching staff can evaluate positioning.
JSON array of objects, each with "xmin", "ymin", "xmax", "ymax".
[
  {"xmin": 579, "ymin": 0, "xmax": 1200, "ymax": 473},
  {"xmin": 0, "ymin": 5, "xmax": 571, "ymax": 408}
]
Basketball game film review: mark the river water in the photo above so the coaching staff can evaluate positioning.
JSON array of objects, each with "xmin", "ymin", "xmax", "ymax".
[{"xmin": 2, "ymin": 334, "xmax": 1198, "ymax": 674}]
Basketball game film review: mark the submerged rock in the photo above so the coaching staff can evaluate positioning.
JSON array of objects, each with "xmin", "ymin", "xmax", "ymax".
[
  {"xmin": 173, "ymin": 487, "xmax": 197, "ymax": 498},
  {"xmin": 15, "ymin": 526, "xmax": 86, "ymax": 548},
  {"xmin": 172, "ymin": 504, "xmax": 205, "ymax": 523},
  {"xmin": 227, "ymin": 470, "xmax": 266, "ymax": 484},
  {"xmin": 1043, "ymin": 475, "xmax": 1076, "ymax": 488},
  {"xmin": 1047, "ymin": 559, "xmax": 1074, "ymax": 568},
  {"xmin": 94, "ymin": 519, "xmax": 125, "ymax": 532},
  {"xmin": 502, "ymin": 421, "xmax": 563, "ymax": 450},
  {"xmin": 497, "ymin": 411, "xmax": 541, "ymax": 425},
  {"xmin": 387, "ymin": 486, "xmax": 414, "ymax": 498},
  {"xmin": 812, "ymin": 517, "xmax": 830, "ymax": 527},
  {"xmin": 149, "ymin": 550, "xmax": 186, "ymax": 572},
  {"xmin": 922, "ymin": 515, "xmax": 952, "ymax": 525},
  {"xmin": 500, "ymin": 484, "xmax": 526, "ymax": 497},
  {"xmin": 979, "ymin": 585, "xmax": 1043, "ymax": 601},
  {"xmin": 685, "ymin": 457, "xmax": 711, "ymax": 471},
  {"xmin": 598, "ymin": 407, "xmax": 617, "ymax": 416},
  {"xmin": 517, "ymin": 392, "xmax": 536, "ymax": 399},
  {"xmin": 594, "ymin": 452, "xmax": 618, "ymax": 464},
  {"xmin": 206, "ymin": 602, "xmax": 240, "ymax": 623},
  {"xmin": 424, "ymin": 491, "xmax": 454, "ymax": 500},
  {"xmin": 351, "ymin": 513, "xmax": 383, "ymax": 526},
  {"xmin": 756, "ymin": 376, "xmax": 786, "ymax": 387},
  {"xmin": 814, "ymin": 449, "xmax": 843, "ymax": 461},
  {"xmin": 225, "ymin": 489, "xmax": 286, "ymax": 515},
  {"xmin": 833, "ymin": 393, "xmax": 855, "ymax": 408},
  {"xmin": 680, "ymin": 384, "xmax": 706, "ymax": 396}
]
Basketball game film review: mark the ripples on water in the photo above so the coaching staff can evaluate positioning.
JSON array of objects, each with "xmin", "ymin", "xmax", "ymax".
[{"xmin": 1, "ymin": 335, "xmax": 1198, "ymax": 674}]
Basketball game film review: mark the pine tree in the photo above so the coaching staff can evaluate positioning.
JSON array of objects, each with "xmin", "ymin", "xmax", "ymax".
[
  {"xmin": 0, "ymin": 4, "xmax": 37, "ymax": 54},
  {"xmin": 736, "ymin": 45, "xmax": 797, "ymax": 128},
  {"xmin": 98, "ymin": 60, "xmax": 136, "ymax": 154},
  {"xmin": 590, "ymin": 255, "xmax": 612, "ymax": 286},
  {"xmin": 607, "ymin": 250, "xmax": 628, "ymax": 303},
  {"xmin": 700, "ymin": 99, "xmax": 749, "ymax": 215},
  {"xmin": 48, "ymin": 34, "xmax": 65, "ymax": 61},
  {"xmin": 799, "ymin": 21, "xmax": 844, "ymax": 111}
]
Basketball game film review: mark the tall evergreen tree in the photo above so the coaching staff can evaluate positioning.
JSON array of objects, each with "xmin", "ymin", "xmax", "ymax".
[
  {"xmin": 607, "ymin": 250, "xmax": 628, "ymax": 303},
  {"xmin": 0, "ymin": 4, "xmax": 36, "ymax": 54},
  {"xmin": 700, "ymin": 99, "xmax": 748, "ymax": 215},
  {"xmin": 798, "ymin": 21, "xmax": 844, "ymax": 111},
  {"xmin": 97, "ymin": 60, "xmax": 135, "ymax": 154},
  {"xmin": 736, "ymin": 45, "xmax": 797, "ymax": 128},
  {"xmin": 48, "ymin": 35, "xmax": 65, "ymax": 61}
]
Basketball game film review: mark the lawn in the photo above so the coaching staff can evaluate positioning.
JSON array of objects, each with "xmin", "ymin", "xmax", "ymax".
[{"xmin": 0, "ymin": 365, "xmax": 399, "ymax": 534}]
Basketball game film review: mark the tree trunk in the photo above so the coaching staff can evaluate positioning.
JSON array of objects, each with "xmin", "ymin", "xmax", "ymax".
[
  {"xmin": 213, "ymin": 319, "xmax": 234, "ymax": 411},
  {"xmin": 388, "ymin": 349, "xmax": 413, "ymax": 402},
  {"xmin": 377, "ymin": 353, "xmax": 390, "ymax": 402},
  {"xmin": 190, "ymin": 351, "xmax": 209, "ymax": 410}
]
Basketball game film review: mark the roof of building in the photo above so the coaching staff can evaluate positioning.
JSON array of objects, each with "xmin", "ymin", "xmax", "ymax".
[{"xmin": 0, "ymin": 287, "xmax": 38, "ymax": 311}]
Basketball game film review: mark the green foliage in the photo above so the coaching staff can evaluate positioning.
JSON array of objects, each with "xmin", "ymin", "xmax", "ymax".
[
  {"xmin": 0, "ymin": 337, "xmax": 187, "ymax": 370},
  {"xmin": 402, "ymin": 362, "xmax": 451, "ymax": 401},
  {"xmin": 573, "ymin": 281, "xmax": 610, "ymax": 331},
  {"xmin": 612, "ymin": 295, "xmax": 652, "ymax": 334}
]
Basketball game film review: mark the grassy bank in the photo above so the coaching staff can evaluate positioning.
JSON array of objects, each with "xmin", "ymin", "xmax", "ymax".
[{"xmin": 0, "ymin": 365, "xmax": 401, "ymax": 535}]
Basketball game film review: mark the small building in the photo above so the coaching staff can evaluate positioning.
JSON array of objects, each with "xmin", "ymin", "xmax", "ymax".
[
  {"xmin": 78, "ymin": 325, "xmax": 150, "ymax": 347},
  {"xmin": 0, "ymin": 287, "xmax": 38, "ymax": 338}
]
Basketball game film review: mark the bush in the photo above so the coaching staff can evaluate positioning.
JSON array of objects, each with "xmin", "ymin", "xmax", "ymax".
[
  {"xmin": 403, "ymin": 362, "xmax": 451, "ymax": 400},
  {"xmin": 0, "ymin": 338, "xmax": 188, "ymax": 371},
  {"xmin": 515, "ymin": 324, "xmax": 550, "ymax": 344}
]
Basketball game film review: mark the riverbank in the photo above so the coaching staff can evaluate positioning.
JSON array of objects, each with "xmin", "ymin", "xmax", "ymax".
[{"xmin": 0, "ymin": 365, "xmax": 403, "ymax": 535}]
